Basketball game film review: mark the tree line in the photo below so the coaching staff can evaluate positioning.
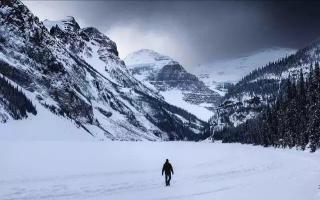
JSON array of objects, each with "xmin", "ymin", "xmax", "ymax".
[
  {"xmin": 0, "ymin": 75, "xmax": 37, "ymax": 119},
  {"xmin": 214, "ymin": 63, "xmax": 320, "ymax": 152}
]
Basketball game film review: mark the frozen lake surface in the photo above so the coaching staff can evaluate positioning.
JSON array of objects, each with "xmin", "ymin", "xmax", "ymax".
[{"xmin": 1, "ymin": 141, "xmax": 319, "ymax": 200}]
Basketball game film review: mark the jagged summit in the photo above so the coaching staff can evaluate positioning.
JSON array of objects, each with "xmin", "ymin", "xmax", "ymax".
[
  {"xmin": 43, "ymin": 16, "xmax": 80, "ymax": 32},
  {"xmin": 43, "ymin": 16, "xmax": 125, "ymax": 85},
  {"xmin": 43, "ymin": 17, "xmax": 118, "ymax": 56}
]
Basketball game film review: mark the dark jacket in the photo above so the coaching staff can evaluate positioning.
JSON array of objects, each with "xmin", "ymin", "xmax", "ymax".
[{"xmin": 162, "ymin": 161, "xmax": 174, "ymax": 175}]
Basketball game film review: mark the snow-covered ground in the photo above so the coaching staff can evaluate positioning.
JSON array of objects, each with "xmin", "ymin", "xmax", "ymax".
[{"xmin": 1, "ymin": 141, "xmax": 319, "ymax": 200}]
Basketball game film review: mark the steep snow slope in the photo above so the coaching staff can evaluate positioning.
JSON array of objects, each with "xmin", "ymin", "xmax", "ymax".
[
  {"xmin": 0, "ymin": 75, "xmax": 91, "ymax": 140},
  {"xmin": 1, "ymin": 141, "xmax": 319, "ymax": 200},
  {"xmin": 124, "ymin": 49, "xmax": 221, "ymax": 121},
  {"xmin": 0, "ymin": 103, "xmax": 93, "ymax": 140},
  {"xmin": 0, "ymin": 0, "xmax": 209, "ymax": 141},
  {"xmin": 191, "ymin": 48, "xmax": 295, "ymax": 95}
]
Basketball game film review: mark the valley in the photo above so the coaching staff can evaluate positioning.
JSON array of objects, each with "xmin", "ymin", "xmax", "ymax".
[
  {"xmin": 1, "ymin": 1, "xmax": 320, "ymax": 199},
  {"xmin": 1, "ymin": 141, "xmax": 319, "ymax": 200}
]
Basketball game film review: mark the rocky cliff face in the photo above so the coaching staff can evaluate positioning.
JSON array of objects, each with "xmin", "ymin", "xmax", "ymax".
[
  {"xmin": 0, "ymin": 0, "xmax": 210, "ymax": 141},
  {"xmin": 124, "ymin": 49, "xmax": 221, "ymax": 121}
]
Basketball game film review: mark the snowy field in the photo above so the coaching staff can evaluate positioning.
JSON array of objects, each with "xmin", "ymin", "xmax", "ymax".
[{"xmin": 1, "ymin": 141, "xmax": 320, "ymax": 200}]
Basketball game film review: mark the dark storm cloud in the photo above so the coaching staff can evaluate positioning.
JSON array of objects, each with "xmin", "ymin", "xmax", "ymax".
[
  {"xmin": 261, "ymin": 1, "xmax": 320, "ymax": 48},
  {"xmin": 23, "ymin": 0, "xmax": 320, "ymax": 66}
]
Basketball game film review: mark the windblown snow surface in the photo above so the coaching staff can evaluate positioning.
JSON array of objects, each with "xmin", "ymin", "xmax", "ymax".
[{"xmin": 1, "ymin": 141, "xmax": 319, "ymax": 200}]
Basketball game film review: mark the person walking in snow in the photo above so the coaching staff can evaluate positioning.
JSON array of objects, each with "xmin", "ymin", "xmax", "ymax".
[{"xmin": 162, "ymin": 159, "xmax": 174, "ymax": 186}]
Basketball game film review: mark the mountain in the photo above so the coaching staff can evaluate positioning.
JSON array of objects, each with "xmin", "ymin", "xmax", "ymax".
[
  {"xmin": 191, "ymin": 48, "xmax": 296, "ymax": 95},
  {"xmin": 214, "ymin": 59, "xmax": 320, "ymax": 152},
  {"xmin": 124, "ymin": 49, "xmax": 221, "ymax": 121},
  {"xmin": 210, "ymin": 40, "xmax": 320, "ymax": 132},
  {"xmin": 0, "ymin": 0, "xmax": 210, "ymax": 141}
]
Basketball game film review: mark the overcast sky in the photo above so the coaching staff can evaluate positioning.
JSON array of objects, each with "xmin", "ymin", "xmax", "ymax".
[{"xmin": 23, "ymin": 0, "xmax": 320, "ymax": 67}]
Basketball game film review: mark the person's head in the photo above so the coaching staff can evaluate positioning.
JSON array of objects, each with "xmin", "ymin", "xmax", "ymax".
[{"xmin": 166, "ymin": 159, "xmax": 169, "ymax": 163}]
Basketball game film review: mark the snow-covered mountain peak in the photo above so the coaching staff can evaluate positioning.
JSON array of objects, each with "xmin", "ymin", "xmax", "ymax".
[
  {"xmin": 45, "ymin": 17, "xmax": 119, "ymax": 59},
  {"xmin": 43, "ymin": 16, "xmax": 80, "ymax": 32},
  {"xmin": 124, "ymin": 49, "xmax": 222, "ymax": 121},
  {"xmin": 124, "ymin": 49, "xmax": 175, "ymax": 70},
  {"xmin": 44, "ymin": 16, "xmax": 125, "ymax": 83}
]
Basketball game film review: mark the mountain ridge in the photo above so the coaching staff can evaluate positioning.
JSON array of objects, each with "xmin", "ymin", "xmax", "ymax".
[
  {"xmin": 210, "ymin": 39, "xmax": 320, "ymax": 133},
  {"xmin": 0, "ymin": 0, "xmax": 210, "ymax": 141}
]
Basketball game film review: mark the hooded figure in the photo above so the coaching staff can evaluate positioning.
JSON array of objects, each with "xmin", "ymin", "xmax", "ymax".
[{"xmin": 162, "ymin": 159, "xmax": 174, "ymax": 186}]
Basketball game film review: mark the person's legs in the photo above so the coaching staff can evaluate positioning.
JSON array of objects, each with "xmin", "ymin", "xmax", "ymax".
[
  {"xmin": 165, "ymin": 174, "xmax": 169, "ymax": 186},
  {"xmin": 165, "ymin": 173, "xmax": 171, "ymax": 186},
  {"xmin": 167, "ymin": 174, "xmax": 171, "ymax": 186}
]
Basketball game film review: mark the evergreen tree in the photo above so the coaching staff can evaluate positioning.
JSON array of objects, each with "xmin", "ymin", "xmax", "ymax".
[
  {"xmin": 307, "ymin": 102, "xmax": 320, "ymax": 152},
  {"xmin": 213, "ymin": 65, "xmax": 320, "ymax": 152},
  {"xmin": 0, "ymin": 75, "xmax": 37, "ymax": 119}
]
